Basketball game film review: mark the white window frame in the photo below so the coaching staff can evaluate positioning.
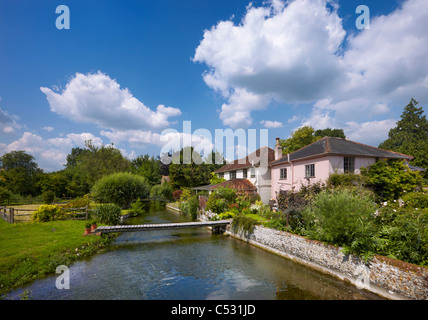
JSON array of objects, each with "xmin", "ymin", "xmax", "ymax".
[{"xmin": 305, "ymin": 164, "xmax": 315, "ymax": 178}]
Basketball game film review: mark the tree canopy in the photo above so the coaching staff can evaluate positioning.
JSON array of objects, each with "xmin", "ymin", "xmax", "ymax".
[
  {"xmin": 168, "ymin": 147, "xmax": 225, "ymax": 189},
  {"xmin": 0, "ymin": 151, "xmax": 42, "ymax": 196},
  {"xmin": 280, "ymin": 126, "xmax": 346, "ymax": 154},
  {"xmin": 378, "ymin": 98, "xmax": 428, "ymax": 178}
]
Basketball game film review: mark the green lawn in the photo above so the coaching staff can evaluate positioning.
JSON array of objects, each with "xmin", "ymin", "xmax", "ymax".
[{"xmin": 0, "ymin": 219, "xmax": 113, "ymax": 297}]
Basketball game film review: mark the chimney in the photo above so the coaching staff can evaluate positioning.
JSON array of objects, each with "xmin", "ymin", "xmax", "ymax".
[{"xmin": 275, "ymin": 137, "xmax": 283, "ymax": 160}]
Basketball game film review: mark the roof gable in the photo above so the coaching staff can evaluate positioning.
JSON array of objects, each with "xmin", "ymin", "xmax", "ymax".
[{"xmin": 215, "ymin": 147, "xmax": 274, "ymax": 173}]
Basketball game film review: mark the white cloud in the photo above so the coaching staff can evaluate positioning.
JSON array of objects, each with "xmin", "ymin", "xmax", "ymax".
[
  {"xmin": 0, "ymin": 107, "xmax": 20, "ymax": 135},
  {"xmin": 345, "ymin": 119, "xmax": 397, "ymax": 146},
  {"xmin": 42, "ymin": 126, "xmax": 54, "ymax": 132},
  {"xmin": 1, "ymin": 131, "xmax": 106, "ymax": 172},
  {"xmin": 260, "ymin": 120, "xmax": 283, "ymax": 128},
  {"xmin": 194, "ymin": 0, "xmax": 428, "ymax": 145},
  {"xmin": 193, "ymin": 0, "xmax": 346, "ymax": 128},
  {"xmin": 40, "ymin": 71, "xmax": 182, "ymax": 131}
]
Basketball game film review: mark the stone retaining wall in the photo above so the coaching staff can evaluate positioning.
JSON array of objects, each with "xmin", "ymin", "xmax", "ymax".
[{"xmin": 227, "ymin": 225, "xmax": 428, "ymax": 300}]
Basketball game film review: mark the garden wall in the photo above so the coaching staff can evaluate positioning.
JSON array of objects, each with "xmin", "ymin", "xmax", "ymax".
[{"xmin": 226, "ymin": 225, "xmax": 428, "ymax": 300}]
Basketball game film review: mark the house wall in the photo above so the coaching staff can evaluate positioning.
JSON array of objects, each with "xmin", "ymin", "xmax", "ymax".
[
  {"xmin": 271, "ymin": 155, "xmax": 377, "ymax": 198},
  {"xmin": 328, "ymin": 156, "xmax": 376, "ymax": 174},
  {"xmin": 271, "ymin": 156, "xmax": 331, "ymax": 197},
  {"xmin": 255, "ymin": 165, "xmax": 271, "ymax": 204},
  {"xmin": 219, "ymin": 167, "xmax": 271, "ymax": 204}
]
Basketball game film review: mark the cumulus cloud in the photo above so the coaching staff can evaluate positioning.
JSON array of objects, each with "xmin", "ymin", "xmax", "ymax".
[
  {"xmin": 260, "ymin": 120, "xmax": 283, "ymax": 128},
  {"xmin": 194, "ymin": 0, "xmax": 428, "ymax": 145},
  {"xmin": 40, "ymin": 71, "xmax": 182, "ymax": 131},
  {"xmin": 42, "ymin": 126, "xmax": 54, "ymax": 132},
  {"xmin": 1, "ymin": 131, "xmax": 105, "ymax": 172},
  {"xmin": 193, "ymin": 0, "xmax": 346, "ymax": 128},
  {"xmin": 0, "ymin": 104, "xmax": 20, "ymax": 135}
]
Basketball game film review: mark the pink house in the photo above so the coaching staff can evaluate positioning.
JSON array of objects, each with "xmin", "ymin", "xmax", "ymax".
[{"xmin": 270, "ymin": 136, "xmax": 413, "ymax": 198}]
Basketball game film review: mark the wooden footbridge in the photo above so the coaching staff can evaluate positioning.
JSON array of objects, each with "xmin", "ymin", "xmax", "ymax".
[{"xmin": 93, "ymin": 220, "xmax": 231, "ymax": 234}]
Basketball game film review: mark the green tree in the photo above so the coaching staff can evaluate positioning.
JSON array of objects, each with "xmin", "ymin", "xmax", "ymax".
[
  {"xmin": 37, "ymin": 171, "xmax": 69, "ymax": 197},
  {"xmin": 132, "ymin": 154, "xmax": 162, "ymax": 187},
  {"xmin": 361, "ymin": 159, "xmax": 423, "ymax": 201},
  {"xmin": 91, "ymin": 172, "xmax": 150, "ymax": 208},
  {"xmin": 379, "ymin": 99, "xmax": 428, "ymax": 178},
  {"xmin": 314, "ymin": 128, "xmax": 346, "ymax": 139},
  {"xmin": 65, "ymin": 147, "xmax": 87, "ymax": 169},
  {"xmin": 63, "ymin": 140, "xmax": 132, "ymax": 192},
  {"xmin": 168, "ymin": 147, "xmax": 224, "ymax": 189},
  {"xmin": 280, "ymin": 126, "xmax": 320, "ymax": 154},
  {"xmin": 0, "ymin": 151, "xmax": 42, "ymax": 196},
  {"xmin": 280, "ymin": 126, "xmax": 347, "ymax": 155}
]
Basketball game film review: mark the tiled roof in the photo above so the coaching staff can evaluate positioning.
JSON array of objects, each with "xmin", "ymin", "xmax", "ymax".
[
  {"xmin": 193, "ymin": 179, "xmax": 257, "ymax": 191},
  {"xmin": 214, "ymin": 147, "xmax": 274, "ymax": 173},
  {"xmin": 271, "ymin": 137, "xmax": 413, "ymax": 166}
]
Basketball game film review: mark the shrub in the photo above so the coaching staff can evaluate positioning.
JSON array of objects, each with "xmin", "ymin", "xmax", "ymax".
[
  {"xmin": 42, "ymin": 190, "xmax": 55, "ymax": 204},
  {"xmin": 0, "ymin": 187, "xmax": 12, "ymax": 206},
  {"xmin": 218, "ymin": 211, "xmax": 235, "ymax": 219},
  {"xmin": 64, "ymin": 194, "xmax": 91, "ymax": 208},
  {"xmin": 302, "ymin": 188, "xmax": 377, "ymax": 260},
  {"xmin": 172, "ymin": 190, "xmax": 182, "ymax": 201},
  {"xmin": 92, "ymin": 203, "xmax": 121, "ymax": 225},
  {"xmin": 401, "ymin": 191, "xmax": 428, "ymax": 209},
  {"xmin": 327, "ymin": 172, "xmax": 366, "ymax": 188},
  {"xmin": 231, "ymin": 214, "xmax": 258, "ymax": 236},
  {"xmin": 129, "ymin": 198, "xmax": 145, "ymax": 215},
  {"xmin": 180, "ymin": 195, "xmax": 199, "ymax": 219},
  {"xmin": 205, "ymin": 187, "xmax": 237, "ymax": 214},
  {"xmin": 361, "ymin": 159, "xmax": 422, "ymax": 201},
  {"xmin": 376, "ymin": 208, "xmax": 428, "ymax": 266},
  {"xmin": 31, "ymin": 205, "xmax": 63, "ymax": 222},
  {"xmin": 91, "ymin": 172, "xmax": 150, "ymax": 208},
  {"xmin": 150, "ymin": 182, "xmax": 174, "ymax": 202},
  {"xmin": 206, "ymin": 197, "xmax": 226, "ymax": 215}
]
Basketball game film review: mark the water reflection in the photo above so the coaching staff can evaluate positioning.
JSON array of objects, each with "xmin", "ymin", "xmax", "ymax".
[{"xmin": 9, "ymin": 205, "xmax": 384, "ymax": 300}]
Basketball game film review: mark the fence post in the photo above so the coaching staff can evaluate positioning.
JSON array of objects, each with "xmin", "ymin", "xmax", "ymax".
[
  {"xmin": 10, "ymin": 207, "xmax": 14, "ymax": 224},
  {"xmin": 85, "ymin": 205, "xmax": 88, "ymax": 220}
]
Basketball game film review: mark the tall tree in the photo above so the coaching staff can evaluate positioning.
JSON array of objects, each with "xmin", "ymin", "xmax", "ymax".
[
  {"xmin": 314, "ymin": 128, "xmax": 346, "ymax": 139},
  {"xmin": 379, "ymin": 99, "xmax": 428, "ymax": 177},
  {"xmin": 280, "ymin": 126, "xmax": 320, "ymax": 154},
  {"xmin": 78, "ymin": 140, "xmax": 132, "ymax": 186},
  {"xmin": 132, "ymin": 154, "xmax": 162, "ymax": 187},
  {"xmin": 168, "ymin": 147, "xmax": 224, "ymax": 189},
  {"xmin": 0, "ymin": 151, "xmax": 42, "ymax": 196}
]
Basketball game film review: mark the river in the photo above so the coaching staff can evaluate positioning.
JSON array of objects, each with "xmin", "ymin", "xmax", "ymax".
[{"xmin": 9, "ymin": 205, "xmax": 384, "ymax": 300}]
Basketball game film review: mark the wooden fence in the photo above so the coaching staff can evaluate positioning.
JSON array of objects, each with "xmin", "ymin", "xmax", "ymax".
[{"xmin": 0, "ymin": 205, "xmax": 91, "ymax": 224}]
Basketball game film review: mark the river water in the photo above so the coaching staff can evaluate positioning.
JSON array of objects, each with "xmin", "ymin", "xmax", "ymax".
[{"xmin": 9, "ymin": 205, "xmax": 383, "ymax": 300}]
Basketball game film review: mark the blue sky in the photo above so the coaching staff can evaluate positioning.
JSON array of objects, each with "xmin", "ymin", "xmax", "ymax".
[{"xmin": 0, "ymin": 0, "xmax": 427, "ymax": 171}]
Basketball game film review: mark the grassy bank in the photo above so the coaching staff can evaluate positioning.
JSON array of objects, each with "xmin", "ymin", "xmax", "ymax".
[{"xmin": 0, "ymin": 219, "xmax": 114, "ymax": 297}]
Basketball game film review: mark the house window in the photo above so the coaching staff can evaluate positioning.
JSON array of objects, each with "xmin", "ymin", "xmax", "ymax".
[
  {"xmin": 250, "ymin": 168, "xmax": 256, "ymax": 178},
  {"xmin": 305, "ymin": 164, "xmax": 315, "ymax": 178},
  {"xmin": 344, "ymin": 157, "xmax": 355, "ymax": 173},
  {"xmin": 230, "ymin": 171, "xmax": 237, "ymax": 180},
  {"xmin": 280, "ymin": 168, "xmax": 287, "ymax": 180},
  {"xmin": 218, "ymin": 172, "xmax": 224, "ymax": 179},
  {"xmin": 243, "ymin": 169, "xmax": 247, "ymax": 178}
]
